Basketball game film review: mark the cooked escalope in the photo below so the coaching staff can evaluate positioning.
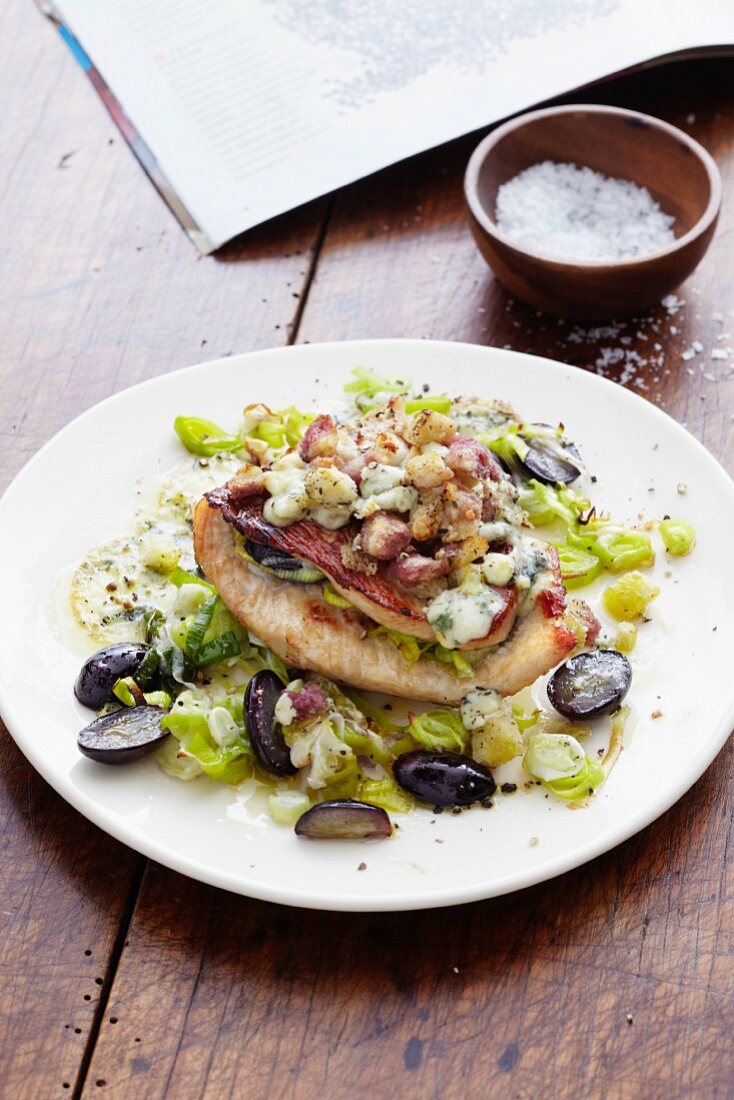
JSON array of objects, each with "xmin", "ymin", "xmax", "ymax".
[{"xmin": 193, "ymin": 396, "xmax": 599, "ymax": 703}]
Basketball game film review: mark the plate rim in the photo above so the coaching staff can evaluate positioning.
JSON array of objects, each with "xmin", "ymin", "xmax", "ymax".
[{"xmin": 1, "ymin": 337, "xmax": 733, "ymax": 912}]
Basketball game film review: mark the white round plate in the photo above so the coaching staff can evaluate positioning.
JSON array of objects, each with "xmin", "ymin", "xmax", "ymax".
[{"xmin": 1, "ymin": 340, "xmax": 732, "ymax": 911}]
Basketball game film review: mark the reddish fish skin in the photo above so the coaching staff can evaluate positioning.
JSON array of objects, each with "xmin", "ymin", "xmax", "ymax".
[
  {"xmin": 205, "ymin": 487, "xmax": 572, "ymax": 649},
  {"xmin": 206, "ymin": 489, "xmax": 428, "ymax": 628}
]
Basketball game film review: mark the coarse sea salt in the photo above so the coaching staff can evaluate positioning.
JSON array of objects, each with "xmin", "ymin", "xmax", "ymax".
[{"xmin": 495, "ymin": 161, "xmax": 676, "ymax": 263}]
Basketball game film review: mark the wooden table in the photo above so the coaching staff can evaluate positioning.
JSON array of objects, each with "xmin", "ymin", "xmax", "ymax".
[{"xmin": 2, "ymin": 4, "xmax": 732, "ymax": 1096}]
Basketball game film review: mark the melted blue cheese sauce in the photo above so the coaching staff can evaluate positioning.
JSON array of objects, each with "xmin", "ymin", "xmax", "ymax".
[
  {"xmin": 261, "ymin": 444, "xmax": 421, "ymax": 531},
  {"xmin": 450, "ymin": 395, "xmax": 519, "ymax": 436},
  {"xmin": 426, "ymin": 586, "xmax": 506, "ymax": 648},
  {"xmin": 70, "ymin": 453, "xmax": 241, "ymax": 643},
  {"xmin": 425, "ymin": 534, "xmax": 556, "ymax": 649}
]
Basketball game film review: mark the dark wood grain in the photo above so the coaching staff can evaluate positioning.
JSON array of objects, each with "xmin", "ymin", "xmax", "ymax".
[
  {"xmin": 83, "ymin": 58, "xmax": 734, "ymax": 1100},
  {"xmin": 0, "ymin": 3, "xmax": 322, "ymax": 1097},
  {"xmin": 1, "ymin": 1, "xmax": 733, "ymax": 1095}
]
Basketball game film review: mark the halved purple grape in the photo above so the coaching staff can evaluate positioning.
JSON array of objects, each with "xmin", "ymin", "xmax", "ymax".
[
  {"xmin": 547, "ymin": 650, "xmax": 632, "ymax": 720},
  {"xmin": 519, "ymin": 425, "xmax": 582, "ymax": 485},
  {"xmin": 74, "ymin": 643, "xmax": 153, "ymax": 709},
  {"xmin": 78, "ymin": 706, "xmax": 168, "ymax": 764},
  {"xmin": 393, "ymin": 750, "xmax": 496, "ymax": 807},
  {"xmin": 244, "ymin": 670, "xmax": 297, "ymax": 776},
  {"xmin": 295, "ymin": 800, "xmax": 392, "ymax": 839}
]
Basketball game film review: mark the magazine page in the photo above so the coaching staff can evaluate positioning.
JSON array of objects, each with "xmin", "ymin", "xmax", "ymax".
[{"xmin": 46, "ymin": 0, "xmax": 734, "ymax": 252}]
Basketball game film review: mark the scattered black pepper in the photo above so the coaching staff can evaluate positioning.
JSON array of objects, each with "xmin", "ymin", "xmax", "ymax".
[
  {"xmin": 357, "ymin": 862, "xmax": 367, "ymax": 871},
  {"xmin": 500, "ymin": 782, "xmax": 517, "ymax": 794}
]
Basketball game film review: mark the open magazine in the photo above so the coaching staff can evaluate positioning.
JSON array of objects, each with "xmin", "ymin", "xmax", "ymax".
[{"xmin": 39, "ymin": 0, "xmax": 733, "ymax": 253}]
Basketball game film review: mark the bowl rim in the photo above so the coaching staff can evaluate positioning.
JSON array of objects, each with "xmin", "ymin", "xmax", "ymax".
[{"xmin": 464, "ymin": 102, "xmax": 722, "ymax": 271}]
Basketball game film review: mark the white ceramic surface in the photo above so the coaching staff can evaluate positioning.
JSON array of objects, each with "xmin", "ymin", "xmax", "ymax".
[{"xmin": 1, "ymin": 340, "xmax": 732, "ymax": 911}]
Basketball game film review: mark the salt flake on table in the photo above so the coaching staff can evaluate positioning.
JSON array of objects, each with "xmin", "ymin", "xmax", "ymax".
[{"xmin": 662, "ymin": 294, "xmax": 685, "ymax": 315}]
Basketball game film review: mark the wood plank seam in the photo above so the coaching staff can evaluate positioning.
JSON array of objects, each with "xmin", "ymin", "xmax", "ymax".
[
  {"xmin": 287, "ymin": 196, "xmax": 335, "ymax": 346},
  {"xmin": 71, "ymin": 857, "xmax": 147, "ymax": 1099}
]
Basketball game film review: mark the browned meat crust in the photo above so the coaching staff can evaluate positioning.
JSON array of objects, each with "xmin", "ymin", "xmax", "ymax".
[
  {"xmin": 194, "ymin": 500, "xmax": 589, "ymax": 704},
  {"xmin": 207, "ymin": 488, "xmax": 518, "ymax": 648}
]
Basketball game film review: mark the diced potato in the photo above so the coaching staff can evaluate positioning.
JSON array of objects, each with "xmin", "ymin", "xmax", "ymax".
[
  {"xmin": 472, "ymin": 716, "xmax": 523, "ymax": 767},
  {"xmin": 450, "ymin": 535, "xmax": 489, "ymax": 572},
  {"xmin": 461, "ymin": 688, "xmax": 523, "ymax": 767},
  {"xmin": 404, "ymin": 409, "xmax": 456, "ymax": 446},
  {"xmin": 304, "ymin": 466, "xmax": 358, "ymax": 506},
  {"xmin": 372, "ymin": 431, "xmax": 409, "ymax": 466},
  {"xmin": 229, "ymin": 464, "xmax": 266, "ymax": 492},
  {"xmin": 410, "ymin": 496, "xmax": 444, "ymax": 541},
  {"xmin": 405, "ymin": 450, "xmax": 453, "ymax": 489}
]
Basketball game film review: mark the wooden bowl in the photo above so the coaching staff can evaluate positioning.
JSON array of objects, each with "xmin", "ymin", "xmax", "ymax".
[{"xmin": 464, "ymin": 104, "xmax": 721, "ymax": 320}]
